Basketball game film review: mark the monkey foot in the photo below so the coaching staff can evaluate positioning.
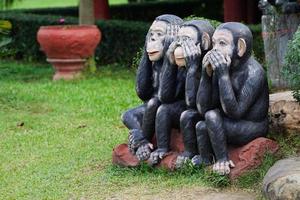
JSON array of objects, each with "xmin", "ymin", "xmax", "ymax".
[
  {"xmin": 212, "ymin": 160, "xmax": 235, "ymax": 175},
  {"xmin": 149, "ymin": 148, "xmax": 168, "ymax": 166},
  {"xmin": 128, "ymin": 129, "xmax": 147, "ymax": 154},
  {"xmin": 136, "ymin": 143, "xmax": 153, "ymax": 161},
  {"xmin": 175, "ymin": 151, "xmax": 194, "ymax": 169},
  {"xmin": 191, "ymin": 155, "xmax": 212, "ymax": 167}
]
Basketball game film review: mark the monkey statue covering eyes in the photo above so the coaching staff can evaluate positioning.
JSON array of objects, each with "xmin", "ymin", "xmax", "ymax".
[
  {"xmin": 194, "ymin": 22, "xmax": 269, "ymax": 175},
  {"xmin": 121, "ymin": 14, "xmax": 183, "ymax": 161},
  {"xmin": 147, "ymin": 20, "xmax": 215, "ymax": 165}
]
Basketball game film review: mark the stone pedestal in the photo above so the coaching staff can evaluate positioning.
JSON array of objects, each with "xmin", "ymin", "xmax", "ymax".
[{"xmin": 112, "ymin": 131, "xmax": 278, "ymax": 179}]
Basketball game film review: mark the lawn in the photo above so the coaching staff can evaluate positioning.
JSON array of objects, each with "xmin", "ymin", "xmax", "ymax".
[
  {"xmin": 10, "ymin": 0, "xmax": 127, "ymax": 9},
  {"xmin": 0, "ymin": 60, "xmax": 233, "ymax": 199},
  {"xmin": 0, "ymin": 60, "xmax": 299, "ymax": 199}
]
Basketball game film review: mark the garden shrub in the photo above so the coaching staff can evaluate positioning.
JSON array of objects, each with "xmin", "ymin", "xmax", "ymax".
[
  {"xmin": 282, "ymin": 26, "xmax": 300, "ymax": 102},
  {"xmin": 7, "ymin": 0, "xmax": 223, "ymax": 22},
  {"xmin": 0, "ymin": 12, "xmax": 264, "ymax": 67},
  {"xmin": 0, "ymin": 12, "xmax": 149, "ymax": 65}
]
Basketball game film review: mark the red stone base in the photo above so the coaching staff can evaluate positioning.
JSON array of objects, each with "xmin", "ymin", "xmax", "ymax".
[{"xmin": 112, "ymin": 130, "xmax": 279, "ymax": 179}]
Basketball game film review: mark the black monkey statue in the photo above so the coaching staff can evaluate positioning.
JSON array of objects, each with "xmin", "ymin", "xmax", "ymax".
[
  {"xmin": 148, "ymin": 20, "xmax": 214, "ymax": 165},
  {"xmin": 174, "ymin": 21, "xmax": 215, "ymax": 168},
  {"xmin": 121, "ymin": 14, "xmax": 183, "ymax": 161},
  {"xmin": 194, "ymin": 22, "xmax": 269, "ymax": 175}
]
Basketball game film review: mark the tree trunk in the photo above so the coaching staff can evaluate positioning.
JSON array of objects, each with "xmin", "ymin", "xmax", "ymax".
[
  {"xmin": 79, "ymin": 0, "xmax": 97, "ymax": 73},
  {"xmin": 94, "ymin": 0, "xmax": 110, "ymax": 20},
  {"xmin": 262, "ymin": 13, "xmax": 300, "ymax": 88},
  {"xmin": 79, "ymin": 0, "xmax": 95, "ymax": 25}
]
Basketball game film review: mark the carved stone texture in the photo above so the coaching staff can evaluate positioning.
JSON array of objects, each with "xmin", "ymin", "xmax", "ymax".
[
  {"xmin": 228, "ymin": 137, "xmax": 279, "ymax": 179},
  {"xmin": 269, "ymin": 91, "xmax": 300, "ymax": 134},
  {"xmin": 113, "ymin": 132, "xmax": 279, "ymax": 178},
  {"xmin": 112, "ymin": 143, "xmax": 139, "ymax": 167},
  {"xmin": 263, "ymin": 157, "xmax": 300, "ymax": 200}
]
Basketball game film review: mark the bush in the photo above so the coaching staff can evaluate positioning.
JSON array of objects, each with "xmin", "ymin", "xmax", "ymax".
[
  {"xmin": 0, "ymin": 12, "xmax": 264, "ymax": 68},
  {"xmin": 282, "ymin": 26, "xmax": 300, "ymax": 102},
  {"xmin": 248, "ymin": 24, "xmax": 264, "ymax": 64},
  {"xmin": 8, "ymin": 0, "xmax": 223, "ymax": 22},
  {"xmin": 0, "ymin": 12, "xmax": 149, "ymax": 65}
]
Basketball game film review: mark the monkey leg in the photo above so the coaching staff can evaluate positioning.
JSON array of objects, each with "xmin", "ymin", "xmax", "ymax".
[
  {"xmin": 192, "ymin": 121, "xmax": 214, "ymax": 166},
  {"xmin": 149, "ymin": 100, "xmax": 186, "ymax": 165},
  {"xmin": 121, "ymin": 104, "xmax": 145, "ymax": 130},
  {"xmin": 121, "ymin": 104, "xmax": 147, "ymax": 155},
  {"xmin": 180, "ymin": 109, "xmax": 202, "ymax": 157},
  {"xmin": 204, "ymin": 110, "xmax": 268, "ymax": 175},
  {"xmin": 204, "ymin": 109, "xmax": 229, "ymax": 161},
  {"xmin": 141, "ymin": 97, "xmax": 161, "ymax": 141},
  {"xmin": 204, "ymin": 109, "xmax": 235, "ymax": 175},
  {"xmin": 175, "ymin": 109, "xmax": 202, "ymax": 169},
  {"xmin": 131, "ymin": 97, "xmax": 161, "ymax": 161}
]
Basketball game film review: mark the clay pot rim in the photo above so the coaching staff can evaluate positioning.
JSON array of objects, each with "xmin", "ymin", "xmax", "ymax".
[{"xmin": 39, "ymin": 25, "xmax": 98, "ymax": 30}]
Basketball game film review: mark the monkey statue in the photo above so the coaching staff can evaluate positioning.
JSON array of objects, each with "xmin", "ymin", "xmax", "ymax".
[
  {"xmin": 193, "ymin": 22, "xmax": 269, "ymax": 175},
  {"xmin": 148, "ymin": 20, "xmax": 214, "ymax": 165},
  {"xmin": 121, "ymin": 14, "xmax": 183, "ymax": 161}
]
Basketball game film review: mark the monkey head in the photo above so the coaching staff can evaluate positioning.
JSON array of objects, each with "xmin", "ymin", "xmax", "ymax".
[
  {"xmin": 211, "ymin": 22, "xmax": 253, "ymax": 67},
  {"xmin": 172, "ymin": 20, "xmax": 214, "ymax": 67},
  {"xmin": 146, "ymin": 20, "xmax": 168, "ymax": 61},
  {"xmin": 146, "ymin": 14, "xmax": 183, "ymax": 62}
]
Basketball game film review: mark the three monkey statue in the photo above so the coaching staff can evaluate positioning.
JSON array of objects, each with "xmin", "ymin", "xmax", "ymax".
[{"xmin": 121, "ymin": 14, "xmax": 269, "ymax": 175}]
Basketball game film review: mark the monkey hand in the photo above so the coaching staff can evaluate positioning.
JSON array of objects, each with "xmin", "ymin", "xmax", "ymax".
[
  {"xmin": 202, "ymin": 51, "xmax": 213, "ymax": 77},
  {"xmin": 208, "ymin": 50, "xmax": 231, "ymax": 77},
  {"xmin": 166, "ymin": 23, "xmax": 180, "ymax": 43},
  {"xmin": 182, "ymin": 37, "xmax": 201, "ymax": 69},
  {"xmin": 166, "ymin": 40, "xmax": 178, "ymax": 65},
  {"xmin": 148, "ymin": 148, "xmax": 168, "ymax": 166},
  {"xmin": 128, "ymin": 129, "xmax": 149, "ymax": 155},
  {"xmin": 212, "ymin": 159, "xmax": 235, "ymax": 175},
  {"xmin": 135, "ymin": 143, "xmax": 154, "ymax": 161},
  {"xmin": 164, "ymin": 23, "xmax": 180, "ymax": 52}
]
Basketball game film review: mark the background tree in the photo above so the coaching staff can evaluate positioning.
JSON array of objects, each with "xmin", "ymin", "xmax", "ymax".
[
  {"xmin": 79, "ymin": 0, "xmax": 95, "ymax": 25},
  {"xmin": 0, "ymin": 0, "xmax": 16, "ymax": 10}
]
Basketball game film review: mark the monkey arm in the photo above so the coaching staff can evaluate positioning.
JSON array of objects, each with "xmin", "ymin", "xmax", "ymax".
[
  {"xmin": 196, "ymin": 66, "xmax": 213, "ymax": 115},
  {"xmin": 218, "ymin": 66, "xmax": 264, "ymax": 119},
  {"xmin": 175, "ymin": 67, "xmax": 186, "ymax": 99},
  {"xmin": 185, "ymin": 63, "xmax": 200, "ymax": 108},
  {"xmin": 158, "ymin": 59, "xmax": 178, "ymax": 103},
  {"xmin": 136, "ymin": 50, "xmax": 154, "ymax": 101}
]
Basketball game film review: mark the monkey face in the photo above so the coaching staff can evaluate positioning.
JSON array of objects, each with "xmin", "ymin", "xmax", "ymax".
[
  {"xmin": 212, "ymin": 29, "xmax": 234, "ymax": 59},
  {"xmin": 146, "ymin": 20, "xmax": 168, "ymax": 61},
  {"xmin": 174, "ymin": 26, "xmax": 198, "ymax": 67}
]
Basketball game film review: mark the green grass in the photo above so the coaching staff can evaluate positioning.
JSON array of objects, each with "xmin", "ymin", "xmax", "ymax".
[
  {"xmin": 0, "ymin": 60, "xmax": 299, "ymax": 199},
  {"xmin": 0, "ymin": 60, "xmax": 236, "ymax": 199},
  {"xmin": 10, "ymin": 0, "xmax": 127, "ymax": 9}
]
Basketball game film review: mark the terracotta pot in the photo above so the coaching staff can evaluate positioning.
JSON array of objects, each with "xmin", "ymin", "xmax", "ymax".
[{"xmin": 37, "ymin": 25, "xmax": 101, "ymax": 80}]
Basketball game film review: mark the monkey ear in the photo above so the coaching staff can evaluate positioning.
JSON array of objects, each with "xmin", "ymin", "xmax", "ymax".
[
  {"xmin": 237, "ymin": 38, "xmax": 246, "ymax": 57},
  {"xmin": 201, "ymin": 32, "xmax": 211, "ymax": 51}
]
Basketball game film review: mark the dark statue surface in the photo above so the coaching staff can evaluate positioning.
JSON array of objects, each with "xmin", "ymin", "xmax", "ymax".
[
  {"xmin": 116, "ymin": 17, "xmax": 271, "ymax": 177},
  {"xmin": 193, "ymin": 22, "xmax": 269, "ymax": 175},
  {"xmin": 149, "ymin": 20, "xmax": 215, "ymax": 165},
  {"xmin": 121, "ymin": 14, "xmax": 183, "ymax": 161}
]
